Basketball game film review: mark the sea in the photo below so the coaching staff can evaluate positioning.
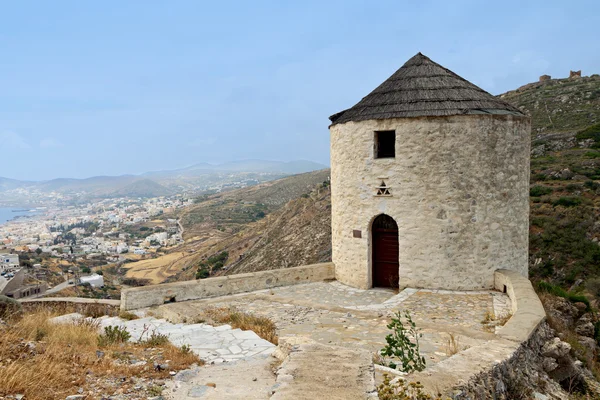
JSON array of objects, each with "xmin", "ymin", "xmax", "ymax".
[{"xmin": 0, "ymin": 207, "xmax": 39, "ymax": 225}]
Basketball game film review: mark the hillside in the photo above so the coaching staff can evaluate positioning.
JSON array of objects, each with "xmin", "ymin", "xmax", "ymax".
[
  {"xmin": 497, "ymin": 75, "xmax": 600, "ymax": 293},
  {"xmin": 123, "ymin": 170, "xmax": 331, "ymax": 283},
  {"xmin": 107, "ymin": 178, "xmax": 173, "ymax": 198},
  {"xmin": 175, "ymin": 181, "xmax": 331, "ymax": 281},
  {"xmin": 178, "ymin": 169, "xmax": 331, "ymax": 237}
]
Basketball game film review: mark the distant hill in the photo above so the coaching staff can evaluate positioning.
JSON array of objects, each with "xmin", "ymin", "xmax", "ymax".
[
  {"xmin": 0, "ymin": 159, "xmax": 328, "ymax": 200},
  {"xmin": 145, "ymin": 159, "xmax": 328, "ymax": 177},
  {"xmin": 107, "ymin": 179, "xmax": 173, "ymax": 198},
  {"xmin": 0, "ymin": 177, "xmax": 31, "ymax": 191}
]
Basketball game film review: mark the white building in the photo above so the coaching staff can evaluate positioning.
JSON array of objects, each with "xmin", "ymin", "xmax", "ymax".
[
  {"xmin": 0, "ymin": 254, "xmax": 19, "ymax": 270},
  {"xmin": 79, "ymin": 273, "xmax": 104, "ymax": 288}
]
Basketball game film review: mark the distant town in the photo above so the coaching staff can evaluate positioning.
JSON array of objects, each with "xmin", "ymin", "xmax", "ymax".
[{"xmin": 0, "ymin": 194, "xmax": 192, "ymax": 299}]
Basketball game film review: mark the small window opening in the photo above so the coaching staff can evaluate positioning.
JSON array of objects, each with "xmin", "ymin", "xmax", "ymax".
[
  {"xmin": 164, "ymin": 296, "xmax": 177, "ymax": 304},
  {"xmin": 503, "ymin": 285, "xmax": 507, "ymax": 294},
  {"xmin": 375, "ymin": 131, "xmax": 395, "ymax": 158}
]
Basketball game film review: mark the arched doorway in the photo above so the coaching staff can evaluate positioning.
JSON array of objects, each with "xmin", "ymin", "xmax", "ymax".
[{"xmin": 372, "ymin": 214, "xmax": 399, "ymax": 288}]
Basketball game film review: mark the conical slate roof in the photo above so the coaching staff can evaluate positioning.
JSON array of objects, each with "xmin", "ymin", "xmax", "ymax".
[{"xmin": 329, "ymin": 53, "xmax": 524, "ymax": 125}]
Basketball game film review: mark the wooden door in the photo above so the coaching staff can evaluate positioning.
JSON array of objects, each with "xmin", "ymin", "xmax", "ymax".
[{"xmin": 372, "ymin": 215, "xmax": 399, "ymax": 288}]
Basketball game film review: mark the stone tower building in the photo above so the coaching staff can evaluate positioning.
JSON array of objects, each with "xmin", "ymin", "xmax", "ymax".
[{"xmin": 329, "ymin": 53, "xmax": 530, "ymax": 291}]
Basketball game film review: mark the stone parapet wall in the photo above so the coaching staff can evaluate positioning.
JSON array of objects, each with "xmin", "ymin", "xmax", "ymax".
[
  {"xmin": 120, "ymin": 262, "xmax": 335, "ymax": 311},
  {"xmin": 493, "ymin": 269, "xmax": 546, "ymax": 342},
  {"xmin": 411, "ymin": 269, "xmax": 547, "ymax": 397}
]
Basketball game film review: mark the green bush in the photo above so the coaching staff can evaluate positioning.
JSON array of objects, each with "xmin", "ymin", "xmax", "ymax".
[
  {"xmin": 585, "ymin": 151, "xmax": 600, "ymax": 159},
  {"xmin": 380, "ymin": 311, "xmax": 426, "ymax": 373},
  {"xmin": 98, "ymin": 325, "xmax": 131, "ymax": 346},
  {"xmin": 552, "ymin": 196, "xmax": 582, "ymax": 207},
  {"xmin": 0, "ymin": 295, "xmax": 23, "ymax": 319},
  {"xmin": 213, "ymin": 261, "xmax": 224, "ymax": 271},
  {"xmin": 196, "ymin": 269, "xmax": 210, "ymax": 279},
  {"xmin": 565, "ymin": 184, "xmax": 582, "ymax": 193},
  {"xmin": 584, "ymin": 180, "xmax": 600, "ymax": 190},
  {"xmin": 585, "ymin": 277, "xmax": 600, "ymax": 298},
  {"xmin": 530, "ymin": 185, "xmax": 553, "ymax": 197},
  {"xmin": 576, "ymin": 123, "xmax": 600, "ymax": 145},
  {"xmin": 142, "ymin": 330, "xmax": 169, "ymax": 346},
  {"xmin": 537, "ymin": 281, "xmax": 590, "ymax": 310}
]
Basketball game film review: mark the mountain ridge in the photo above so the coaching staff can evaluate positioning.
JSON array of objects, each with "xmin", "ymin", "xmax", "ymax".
[{"xmin": 0, "ymin": 159, "xmax": 328, "ymax": 199}]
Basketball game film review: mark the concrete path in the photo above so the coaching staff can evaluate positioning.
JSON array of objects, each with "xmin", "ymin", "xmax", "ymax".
[
  {"xmin": 166, "ymin": 357, "xmax": 277, "ymax": 399},
  {"xmin": 44, "ymin": 278, "xmax": 73, "ymax": 294},
  {"xmin": 94, "ymin": 315, "xmax": 275, "ymax": 363},
  {"xmin": 271, "ymin": 342, "xmax": 376, "ymax": 400}
]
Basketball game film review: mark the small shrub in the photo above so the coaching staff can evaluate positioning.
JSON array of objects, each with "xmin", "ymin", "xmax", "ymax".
[
  {"xmin": 530, "ymin": 185, "xmax": 553, "ymax": 197},
  {"xmin": 143, "ymin": 330, "xmax": 170, "ymax": 346},
  {"xmin": 118, "ymin": 311, "xmax": 138, "ymax": 321},
  {"xmin": 380, "ymin": 311, "xmax": 426, "ymax": 373},
  {"xmin": 34, "ymin": 327, "xmax": 48, "ymax": 341},
  {"xmin": 213, "ymin": 261, "xmax": 224, "ymax": 271},
  {"xmin": 537, "ymin": 281, "xmax": 590, "ymax": 310},
  {"xmin": 377, "ymin": 374, "xmax": 447, "ymax": 400},
  {"xmin": 147, "ymin": 385, "xmax": 163, "ymax": 396},
  {"xmin": 576, "ymin": 122, "xmax": 600, "ymax": 145},
  {"xmin": 565, "ymin": 184, "xmax": 582, "ymax": 193},
  {"xmin": 180, "ymin": 344, "xmax": 192, "ymax": 354},
  {"xmin": 97, "ymin": 325, "xmax": 131, "ymax": 346},
  {"xmin": 585, "ymin": 151, "xmax": 600, "ymax": 159},
  {"xmin": 195, "ymin": 269, "xmax": 210, "ymax": 279},
  {"xmin": 122, "ymin": 277, "xmax": 150, "ymax": 287},
  {"xmin": 552, "ymin": 196, "xmax": 582, "ymax": 207},
  {"xmin": 584, "ymin": 180, "xmax": 600, "ymax": 190}
]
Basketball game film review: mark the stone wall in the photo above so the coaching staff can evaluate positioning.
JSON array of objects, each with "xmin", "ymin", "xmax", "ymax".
[
  {"xmin": 329, "ymin": 115, "xmax": 531, "ymax": 290},
  {"xmin": 120, "ymin": 262, "xmax": 335, "ymax": 311}
]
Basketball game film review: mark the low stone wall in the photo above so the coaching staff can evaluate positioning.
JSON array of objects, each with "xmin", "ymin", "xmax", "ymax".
[
  {"xmin": 493, "ymin": 269, "xmax": 546, "ymax": 342},
  {"xmin": 20, "ymin": 298, "xmax": 120, "ymax": 317},
  {"xmin": 411, "ymin": 269, "xmax": 547, "ymax": 398},
  {"xmin": 120, "ymin": 262, "xmax": 335, "ymax": 311}
]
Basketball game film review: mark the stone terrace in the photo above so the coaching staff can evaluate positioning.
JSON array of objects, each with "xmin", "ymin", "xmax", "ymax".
[{"xmin": 151, "ymin": 281, "xmax": 512, "ymax": 368}]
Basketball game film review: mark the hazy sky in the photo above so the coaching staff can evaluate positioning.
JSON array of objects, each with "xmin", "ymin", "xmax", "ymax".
[{"xmin": 1, "ymin": 0, "xmax": 598, "ymax": 181}]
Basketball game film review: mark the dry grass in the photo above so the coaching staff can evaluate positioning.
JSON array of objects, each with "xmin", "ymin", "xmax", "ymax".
[
  {"xmin": 118, "ymin": 311, "xmax": 139, "ymax": 320},
  {"xmin": 444, "ymin": 333, "xmax": 461, "ymax": 356},
  {"xmin": 21, "ymin": 301, "xmax": 119, "ymax": 318},
  {"xmin": 201, "ymin": 306, "xmax": 278, "ymax": 345},
  {"xmin": 481, "ymin": 310, "xmax": 512, "ymax": 333},
  {"xmin": 0, "ymin": 311, "xmax": 201, "ymax": 400}
]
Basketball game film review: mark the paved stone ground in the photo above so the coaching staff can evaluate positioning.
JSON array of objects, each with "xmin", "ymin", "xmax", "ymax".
[
  {"xmin": 154, "ymin": 281, "xmax": 512, "ymax": 367},
  {"xmin": 95, "ymin": 316, "xmax": 275, "ymax": 363},
  {"xmin": 167, "ymin": 357, "xmax": 278, "ymax": 399}
]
